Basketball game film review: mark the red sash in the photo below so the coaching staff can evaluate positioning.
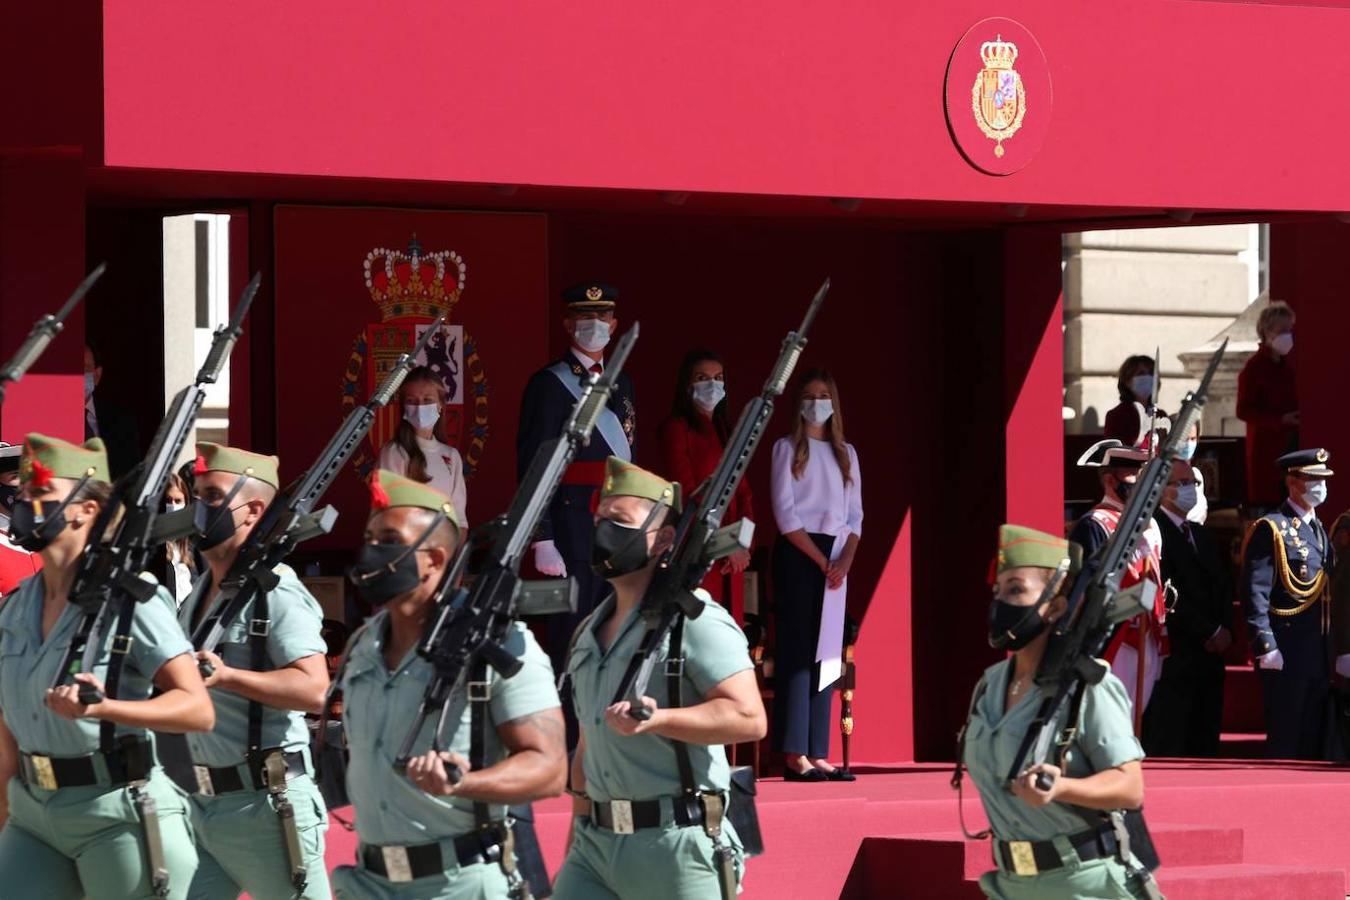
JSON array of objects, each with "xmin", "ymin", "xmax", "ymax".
[{"xmin": 1087, "ymin": 505, "xmax": 1169, "ymax": 661}]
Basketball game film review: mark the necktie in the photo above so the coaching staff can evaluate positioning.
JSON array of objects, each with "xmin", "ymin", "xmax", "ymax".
[
  {"xmin": 1182, "ymin": 521, "xmax": 1196, "ymax": 551},
  {"xmin": 589, "ymin": 363, "xmax": 603, "ymax": 375}
]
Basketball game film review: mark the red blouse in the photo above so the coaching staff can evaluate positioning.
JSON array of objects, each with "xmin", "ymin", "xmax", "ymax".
[{"xmin": 1237, "ymin": 350, "xmax": 1298, "ymax": 506}]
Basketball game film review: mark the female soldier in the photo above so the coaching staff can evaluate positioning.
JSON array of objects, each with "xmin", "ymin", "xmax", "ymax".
[
  {"xmin": 0, "ymin": 434, "xmax": 214, "ymax": 898},
  {"xmin": 378, "ymin": 365, "xmax": 468, "ymax": 524},
  {"xmin": 659, "ymin": 348, "xmax": 754, "ymax": 620},
  {"xmin": 960, "ymin": 524, "xmax": 1154, "ymax": 899}
]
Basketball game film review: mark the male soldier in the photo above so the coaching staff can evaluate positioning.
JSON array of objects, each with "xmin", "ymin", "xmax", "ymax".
[
  {"xmin": 516, "ymin": 283, "xmax": 637, "ymax": 683},
  {"xmin": 1143, "ymin": 459, "xmax": 1232, "ymax": 757},
  {"xmin": 1069, "ymin": 439, "xmax": 1167, "ymax": 724},
  {"xmin": 180, "ymin": 443, "xmax": 332, "ymax": 898},
  {"xmin": 1241, "ymin": 448, "xmax": 1336, "ymax": 760},
  {"xmin": 553, "ymin": 458, "xmax": 766, "ymax": 900},
  {"xmin": 0, "ymin": 442, "xmax": 40, "ymax": 597},
  {"xmin": 334, "ymin": 469, "xmax": 565, "ymax": 899}
]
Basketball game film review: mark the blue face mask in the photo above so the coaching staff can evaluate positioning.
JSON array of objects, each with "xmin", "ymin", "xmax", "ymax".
[
  {"xmin": 1304, "ymin": 480, "xmax": 1328, "ymax": 508},
  {"xmin": 1177, "ymin": 439, "xmax": 1198, "ymax": 461},
  {"xmin": 83, "ymin": 373, "xmax": 97, "ymax": 398}
]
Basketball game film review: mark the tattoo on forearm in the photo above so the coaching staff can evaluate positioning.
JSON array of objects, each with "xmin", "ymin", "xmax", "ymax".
[{"xmin": 504, "ymin": 710, "xmax": 565, "ymax": 750}]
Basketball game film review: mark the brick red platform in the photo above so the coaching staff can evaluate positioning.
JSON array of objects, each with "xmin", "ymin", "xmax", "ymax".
[{"xmin": 319, "ymin": 759, "xmax": 1350, "ymax": 898}]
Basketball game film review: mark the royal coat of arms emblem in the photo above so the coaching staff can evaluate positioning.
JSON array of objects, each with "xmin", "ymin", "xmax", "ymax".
[
  {"xmin": 971, "ymin": 34, "xmax": 1025, "ymax": 159},
  {"xmin": 340, "ymin": 235, "xmax": 490, "ymax": 480}
]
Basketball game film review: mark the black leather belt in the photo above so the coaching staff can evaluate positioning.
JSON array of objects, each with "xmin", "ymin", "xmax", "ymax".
[
  {"xmin": 995, "ymin": 825, "xmax": 1117, "ymax": 876},
  {"xmin": 20, "ymin": 738, "xmax": 154, "ymax": 790},
  {"xmin": 192, "ymin": 750, "xmax": 307, "ymax": 795},
  {"xmin": 360, "ymin": 831, "xmax": 507, "ymax": 882},
  {"xmin": 590, "ymin": 795, "xmax": 706, "ymax": 834}
]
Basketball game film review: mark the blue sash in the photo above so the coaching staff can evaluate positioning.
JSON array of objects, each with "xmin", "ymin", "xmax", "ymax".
[{"xmin": 547, "ymin": 361, "xmax": 632, "ymax": 462}]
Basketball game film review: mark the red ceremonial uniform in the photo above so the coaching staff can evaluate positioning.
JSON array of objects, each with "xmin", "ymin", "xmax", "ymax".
[
  {"xmin": 1087, "ymin": 504, "xmax": 1168, "ymax": 663},
  {"xmin": 658, "ymin": 413, "xmax": 755, "ymax": 622},
  {"xmin": 1237, "ymin": 349, "xmax": 1298, "ymax": 507}
]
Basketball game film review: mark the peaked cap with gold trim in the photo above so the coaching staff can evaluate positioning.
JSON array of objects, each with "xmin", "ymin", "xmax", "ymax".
[
  {"xmin": 368, "ymin": 469, "xmax": 463, "ymax": 531},
  {"xmin": 20, "ymin": 433, "xmax": 110, "ymax": 486},
  {"xmin": 562, "ymin": 281, "xmax": 618, "ymax": 313},
  {"xmin": 995, "ymin": 524, "xmax": 1083, "ymax": 576},
  {"xmin": 599, "ymin": 456, "xmax": 681, "ymax": 513},
  {"xmin": 1278, "ymin": 448, "xmax": 1334, "ymax": 478},
  {"xmin": 194, "ymin": 442, "xmax": 280, "ymax": 489}
]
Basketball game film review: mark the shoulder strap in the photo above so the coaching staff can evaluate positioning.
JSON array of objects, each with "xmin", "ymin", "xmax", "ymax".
[
  {"xmin": 951, "ymin": 675, "xmax": 990, "ymax": 841},
  {"xmin": 246, "ymin": 590, "xmax": 270, "ymax": 755},
  {"xmin": 468, "ymin": 656, "xmax": 492, "ymax": 828},
  {"xmin": 665, "ymin": 615, "xmax": 698, "ymax": 797},
  {"xmin": 100, "ymin": 595, "xmax": 140, "ymax": 754}
]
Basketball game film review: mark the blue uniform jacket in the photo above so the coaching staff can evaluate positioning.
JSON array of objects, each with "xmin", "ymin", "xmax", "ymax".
[{"xmin": 1241, "ymin": 501, "xmax": 1334, "ymax": 677}]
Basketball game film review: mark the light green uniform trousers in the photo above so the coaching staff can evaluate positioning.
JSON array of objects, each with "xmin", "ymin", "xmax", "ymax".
[
  {"xmin": 331, "ymin": 856, "xmax": 511, "ymax": 899},
  {"xmin": 186, "ymin": 774, "xmax": 330, "ymax": 900},
  {"xmin": 0, "ymin": 770, "xmax": 198, "ymax": 899},
  {"xmin": 979, "ymin": 855, "xmax": 1154, "ymax": 899},
  {"xmin": 552, "ymin": 817, "xmax": 744, "ymax": 900}
]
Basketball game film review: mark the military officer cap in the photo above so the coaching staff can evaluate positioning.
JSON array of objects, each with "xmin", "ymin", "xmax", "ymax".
[
  {"xmin": 0, "ymin": 442, "xmax": 20, "ymax": 476},
  {"xmin": 1278, "ymin": 447, "xmax": 1334, "ymax": 478},
  {"xmin": 368, "ymin": 468, "xmax": 463, "ymax": 532},
  {"xmin": 1077, "ymin": 438, "xmax": 1147, "ymax": 470},
  {"xmin": 995, "ymin": 524, "xmax": 1084, "ymax": 576},
  {"xmin": 599, "ymin": 456, "xmax": 682, "ymax": 513},
  {"xmin": 19, "ymin": 433, "xmax": 110, "ymax": 486},
  {"xmin": 562, "ymin": 281, "xmax": 619, "ymax": 313},
  {"xmin": 194, "ymin": 442, "xmax": 281, "ymax": 489}
]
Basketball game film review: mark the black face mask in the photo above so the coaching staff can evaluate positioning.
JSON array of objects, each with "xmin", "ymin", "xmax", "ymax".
[
  {"xmin": 590, "ymin": 503, "xmax": 668, "ymax": 580},
  {"xmin": 1114, "ymin": 477, "xmax": 1136, "ymax": 503},
  {"xmin": 0, "ymin": 483, "xmax": 16, "ymax": 516},
  {"xmin": 348, "ymin": 542, "xmax": 424, "ymax": 606},
  {"xmin": 8, "ymin": 499, "xmax": 68, "ymax": 551},
  {"xmin": 987, "ymin": 600, "xmax": 1049, "ymax": 651},
  {"xmin": 192, "ymin": 475, "xmax": 250, "ymax": 552}
]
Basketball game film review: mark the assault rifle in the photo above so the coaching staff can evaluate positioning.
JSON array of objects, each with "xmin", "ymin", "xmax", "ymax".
[
  {"xmin": 1007, "ymin": 340, "xmax": 1227, "ymax": 792},
  {"xmin": 390, "ymin": 324, "xmax": 640, "ymax": 776},
  {"xmin": 192, "ymin": 317, "xmax": 444, "ymax": 669},
  {"xmin": 612, "ymin": 279, "xmax": 829, "ymax": 719},
  {"xmin": 57, "ymin": 272, "xmax": 259, "ymax": 703},
  {"xmin": 0, "ymin": 263, "xmax": 106, "ymax": 405}
]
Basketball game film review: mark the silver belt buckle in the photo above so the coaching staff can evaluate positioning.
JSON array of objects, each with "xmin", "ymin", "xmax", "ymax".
[
  {"xmin": 192, "ymin": 766, "xmax": 215, "ymax": 797},
  {"xmin": 381, "ymin": 845, "xmax": 414, "ymax": 883},
  {"xmin": 609, "ymin": 799, "xmax": 635, "ymax": 835}
]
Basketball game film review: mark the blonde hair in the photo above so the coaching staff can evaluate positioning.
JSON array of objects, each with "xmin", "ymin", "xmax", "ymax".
[
  {"xmin": 1257, "ymin": 301, "xmax": 1295, "ymax": 343},
  {"xmin": 790, "ymin": 368, "xmax": 852, "ymax": 484},
  {"xmin": 393, "ymin": 367, "xmax": 449, "ymax": 484}
]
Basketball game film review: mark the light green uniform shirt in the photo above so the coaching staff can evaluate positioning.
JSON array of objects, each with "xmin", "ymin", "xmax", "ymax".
[
  {"xmin": 178, "ymin": 564, "xmax": 327, "ymax": 767},
  {"xmin": 0, "ymin": 573, "xmax": 190, "ymax": 756},
  {"xmin": 341, "ymin": 612, "xmax": 560, "ymax": 846},
  {"xmin": 962, "ymin": 658, "xmax": 1144, "ymax": 841},
  {"xmin": 567, "ymin": 590, "xmax": 753, "ymax": 802}
]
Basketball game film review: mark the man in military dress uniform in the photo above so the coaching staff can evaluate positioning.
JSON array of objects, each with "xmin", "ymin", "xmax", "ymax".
[
  {"xmin": 516, "ymin": 283, "xmax": 637, "ymax": 680},
  {"xmin": 180, "ymin": 443, "xmax": 333, "ymax": 898},
  {"xmin": 334, "ymin": 470, "xmax": 565, "ymax": 899},
  {"xmin": 554, "ymin": 458, "xmax": 766, "ymax": 900},
  {"xmin": 1241, "ymin": 448, "xmax": 1336, "ymax": 760}
]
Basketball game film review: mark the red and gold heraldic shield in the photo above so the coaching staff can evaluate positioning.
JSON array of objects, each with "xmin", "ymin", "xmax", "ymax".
[{"xmin": 341, "ymin": 237, "xmax": 490, "ymax": 480}]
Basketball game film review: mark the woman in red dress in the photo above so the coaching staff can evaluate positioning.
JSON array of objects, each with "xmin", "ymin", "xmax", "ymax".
[
  {"xmin": 1237, "ymin": 301, "xmax": 1299, "ymax": 508},
  {"xmin": 658, "ymin": 348, "xmax": 754, "ymax": 621}
]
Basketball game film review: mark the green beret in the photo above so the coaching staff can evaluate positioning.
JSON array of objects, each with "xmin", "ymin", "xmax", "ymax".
[
  {"xmin": 20, "ymin": 433, "xmax": 110, "ymax": 486},
  {"xmin": 562, "ymin": 281, "xmax": 618, "ymax": 312},
  {"xmin": 995, "ymin": 524, "xmax": 1082, "ymax": 575},
  {"xmin": 369, "ymin": 469, "xmax": 462, "ymax": 531},
  {"xmin": 599, "ymin": 457, "xmax": 681, "ymax": 514},
  {"xmin": 194, "ymin": 442, "xmax": 280, "ymax": 489}
]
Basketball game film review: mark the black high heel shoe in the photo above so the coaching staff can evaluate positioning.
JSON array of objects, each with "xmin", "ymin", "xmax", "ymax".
[{"xmin": 784, "ymin": 767, "xmax": 827, "ymax": 782}]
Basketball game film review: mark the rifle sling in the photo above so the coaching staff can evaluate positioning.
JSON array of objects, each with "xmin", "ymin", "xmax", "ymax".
[{"xmin": 101, "ymin": 595, "xmax": 140, "ymax": 754}]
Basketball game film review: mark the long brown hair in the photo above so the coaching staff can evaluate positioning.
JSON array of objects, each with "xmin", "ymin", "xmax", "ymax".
[
  {"xmin": 791, "ymin": 367, "xmax": 852, "ymax": 483},
  {"xmin": 393, "ymin": 366, "xmax": 448, "ymax": 484},
  {"xmin": 670, "ymin": 348, "xmax": 731, "ymax": 442},
  {"xmin": 163, "ymin": 472, "xmax": 194, "ymax": 571}
]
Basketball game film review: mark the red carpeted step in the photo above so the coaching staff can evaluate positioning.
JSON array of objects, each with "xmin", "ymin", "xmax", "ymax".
[
  {"xmin": 1222, "ymin": 664, "xmax": 1265, "ymax": 734},
  {"xmin": 1217, "ymin": 733, "xmax": 1267, "ymax": 758},
  {"xmin": 1157, "ymin": 864, "xmax": 1346, "ymax": 899}
]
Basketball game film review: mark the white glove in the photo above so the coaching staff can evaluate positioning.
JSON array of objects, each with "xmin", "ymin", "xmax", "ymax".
[
  {"xmin": 1336, "ymin": 654, "xmax": 1350, "ymax": 680},
  {"xmin": 1257, "ymin": 649, "xmax": 1284, "ymax": 671},
  {"xmin": 532, "ymin": 540, "xmax": 568, "ymax": 577}
]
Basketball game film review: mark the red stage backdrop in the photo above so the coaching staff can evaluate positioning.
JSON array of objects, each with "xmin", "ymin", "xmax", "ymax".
[{"xmin": 272, "ymin": 206, "xmax": 548, "ymax": 549}]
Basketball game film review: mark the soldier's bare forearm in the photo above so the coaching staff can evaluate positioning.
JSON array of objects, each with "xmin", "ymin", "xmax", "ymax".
[{"xmin": 456, "ymin": 708, "xmax": 567, "ymax": 804}]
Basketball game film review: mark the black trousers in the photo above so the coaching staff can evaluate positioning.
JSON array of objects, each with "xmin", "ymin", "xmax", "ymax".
[
  {"xmin": 1142, "ymin": 655, "xmax": 1224, "ymax": 757},
  {"xmin": 1262, "ymin": 668, "xmax": 1331, "ymax": 760},
  {"xmin": 772, "ymin": 533, "xmax": 835, "ymax": 760}
]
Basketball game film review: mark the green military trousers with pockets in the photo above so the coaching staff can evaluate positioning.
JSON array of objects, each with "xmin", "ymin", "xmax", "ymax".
[
  {"xmin": 186, "ymin": 773, "xmax": 330, "ymax": 900},
  {"xmin": 0, "ymin": 769, "xmax": 198, "ymax": 899},
  {"xmin": 979, "ymin": 854, "xmax": 1154, "ymax": 900},
  {"xmin": 552, "ymin": 815, "xmax": 744, "ymax": 900},
  {"xmin": 331, "ymin": 855, "xmax": 512, "ymax": 899}
]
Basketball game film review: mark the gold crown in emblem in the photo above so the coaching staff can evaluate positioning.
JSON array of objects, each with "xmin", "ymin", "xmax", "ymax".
[
  {"xmin": 980, "ymin": 34, "xmax": 1018, "ymax": 70},
  {"xmin": 363, "ymin": 234, "xmax": 466, "ymax": 322}
]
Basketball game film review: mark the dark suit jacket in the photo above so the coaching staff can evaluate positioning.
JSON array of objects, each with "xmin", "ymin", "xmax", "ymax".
[
  {"xmin": 90, "ymin": 395, "xmax": 142, "ymax": 481},
  {"xmin": 1241, "ymin": 501, "xmax": 1333, "ymax": 677},
  {"xmin": 1155, "ymin": 510, "xmax": 1231, "ymax": 672}
]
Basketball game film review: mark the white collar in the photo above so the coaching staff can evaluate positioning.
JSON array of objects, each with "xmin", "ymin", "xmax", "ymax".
[
  {"xmin": 571, "ymin": 347, "xmax": 602, "ymax": 372},
  {"xmin": 1287, "ymin": 497, "xmax": 1315, "ymax": 524}
]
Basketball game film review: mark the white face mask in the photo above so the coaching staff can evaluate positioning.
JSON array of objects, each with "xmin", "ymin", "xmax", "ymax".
[
  {"xmin": 1269, "ymin": 333, "xmax": 1294, "ymax": 357},
  {"xmin": 403, "ymin": 402, "xmax": 440, "ymax": 432},
  {"xmin": 801, "ymin": 398, "xmax": 834, "ymax": 426},
  {"xmin": 691, "ymin": 380, "xmax": 725, "ymax": 413},
  {"xmin": 1187, "ymin": 487, "xmax": 1208, "ymax": 525},
  {"xmin": 165, "ymin": 500, "xmax": 186, "ymax": 513},
  {"xmin": 573, "ymin": 319, "xmax": 612, "ymax": 353},
  {"xmin": 1130, "ymin": 374, "xmax": 1155, "ymax": 402},
  {"xmin": 1173, "ymin": 483, "xmax": 1199, "ymax": 514},
  {"xmin": 1302, "ymin": 479, "xmax": 1328, "ymax": 508}
]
